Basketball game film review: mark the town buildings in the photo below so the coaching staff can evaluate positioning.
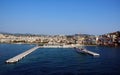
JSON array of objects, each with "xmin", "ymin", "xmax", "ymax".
[
  {"xmin": 96, "ymin": 31, "xmax": 120, "ymax": 47},
  {"xmin": 0, "ymin": 33, "xmax": 96, "ymax": 46},
  {"xmin": 0, "ymin": 31, "xmax": 120, "ymax": 47}
]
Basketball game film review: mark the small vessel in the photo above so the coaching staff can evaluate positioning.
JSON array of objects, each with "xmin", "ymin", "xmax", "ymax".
[
  {"xmin": 74, "ymin": 47, "xmax": 100, "ymax": 56},
  {"xmin": 75, "ymin": 47, "xmax": 87, "ymax": 54}
]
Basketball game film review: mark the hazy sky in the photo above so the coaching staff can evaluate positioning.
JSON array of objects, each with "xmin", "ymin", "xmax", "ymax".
[{"xmin": 0, "ymin": 0, "xmax": 120, "ymax": 35}]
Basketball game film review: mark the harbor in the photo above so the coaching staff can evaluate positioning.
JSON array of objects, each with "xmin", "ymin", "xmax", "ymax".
[
  {"xmin": 6, "ymin": 45, "xmax": 100, "ymax": 64},
  {"xmin": 0, "ymin": 44, "xmax": 120, "ymax": 75},
  {"xmin": 6, "ymin": 46, "xmax": 40, "ymax": 63}
]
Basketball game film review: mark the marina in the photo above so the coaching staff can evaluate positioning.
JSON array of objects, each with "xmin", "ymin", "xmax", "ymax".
[
  {"xmin": 0, "ymin": 44, "xmax": 120, "ymax": 75},
  {"xmin": 6, "ymin": 46, "xmax": 40, "ymax": 63},
  {"xmin": 6, "ymin": 45, "xmax": 100, "ymax": 64}
]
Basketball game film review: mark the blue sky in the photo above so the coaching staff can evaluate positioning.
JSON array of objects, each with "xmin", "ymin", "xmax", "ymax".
[{"xmin": 0, "ymin": 0, "xmax": 120, "ymax": 35}]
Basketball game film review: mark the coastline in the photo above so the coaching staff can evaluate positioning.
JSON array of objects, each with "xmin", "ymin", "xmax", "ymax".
[{"xmin": 0, "ymin": 43, "xmax": 97, "ymax": 48}]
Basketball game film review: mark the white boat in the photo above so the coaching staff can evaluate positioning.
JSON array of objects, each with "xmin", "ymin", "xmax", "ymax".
[
  {"xmin": 74, "ymin": 47, "xmax": 100, "ymax": 56},
  {"xmin": 74, "ymin": 47, "xmax": 87, "ymax": 54}
]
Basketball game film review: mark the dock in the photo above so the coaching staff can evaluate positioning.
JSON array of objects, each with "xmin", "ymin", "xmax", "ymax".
[
  {"xmin": 75, "ymin": 47, "xmax": 100, "ymax": 56},
  {"xmin": 83, "ymin": 49, "xmax": 100, "ymax": 56},
  {"xmin": 6, "ymin": 46, "xmax": 40, "ymax": 63}
]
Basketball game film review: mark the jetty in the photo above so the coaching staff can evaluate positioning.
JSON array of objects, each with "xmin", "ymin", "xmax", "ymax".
[
  {"xmin": 6, "ymin": 46, "xmax": 40, "ymax": 64},
  {"xmin": 75, "ymin": 47, "xmax": 100, "ymax": 56}
]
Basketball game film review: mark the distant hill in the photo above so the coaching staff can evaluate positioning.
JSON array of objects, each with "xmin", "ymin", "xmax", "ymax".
[
  {"xmin": 0, "ymin": 32, "xmax": 95, "ymax": 37},
  {"xmin": 0, "ymin": 32, "xmax": 43, "ymax": 37}
]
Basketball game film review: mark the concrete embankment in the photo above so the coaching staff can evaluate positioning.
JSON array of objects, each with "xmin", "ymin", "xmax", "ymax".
[
  {"xmin": 6, "ymin": 46, "xmax": 40, "ymax": 64},
  {"xmin": 83, "ymin": 49, "xmax": 100, "ymax": 56}
]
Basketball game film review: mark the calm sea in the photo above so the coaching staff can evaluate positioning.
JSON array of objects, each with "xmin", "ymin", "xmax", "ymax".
[{"xmin": 0, "ymin": 44, "xmax": 120, "ymax": 75}]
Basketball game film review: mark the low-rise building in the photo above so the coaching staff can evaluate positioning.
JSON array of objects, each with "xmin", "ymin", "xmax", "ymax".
[{"xmin": 96, "ymin": 31, "xmax": 120, "ymax": 47}]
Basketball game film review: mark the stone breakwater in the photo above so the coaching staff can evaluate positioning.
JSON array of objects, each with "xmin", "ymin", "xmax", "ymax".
[{"xmin": 41, "ymin": 44, "xmax": 83, "ymax": 48}]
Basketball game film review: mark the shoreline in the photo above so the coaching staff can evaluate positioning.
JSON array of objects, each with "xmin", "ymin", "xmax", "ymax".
[
  {"xmin": 0, "ymin": 43, "xmax": 97, "ymax": 48},
  {"xmin": 39, "ymin": 44, "xmax": 97, "ymax": 48}
]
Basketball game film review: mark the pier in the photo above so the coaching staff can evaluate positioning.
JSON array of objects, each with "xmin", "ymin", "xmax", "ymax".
[
  {"xmin": 6, "ymin": 46, "xmax": 40, "ymax": 63},
  {"xmin": 83, "ymin": 49, "xmax": 100, "ymax": 56},
  {"xmin": 75, "ymin": 47, "xmax": 100, "ymax": 56}
]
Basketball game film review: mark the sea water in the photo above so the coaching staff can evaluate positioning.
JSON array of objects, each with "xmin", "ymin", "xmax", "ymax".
[{"xmin": 0, "ymin": 44, "xmax": 120, "ymax": 75}]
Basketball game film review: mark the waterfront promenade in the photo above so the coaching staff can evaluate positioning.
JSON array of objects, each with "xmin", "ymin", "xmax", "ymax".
[{"xmin": 6, "ymin": 46, "xmax": 40, "ymax": 63}]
